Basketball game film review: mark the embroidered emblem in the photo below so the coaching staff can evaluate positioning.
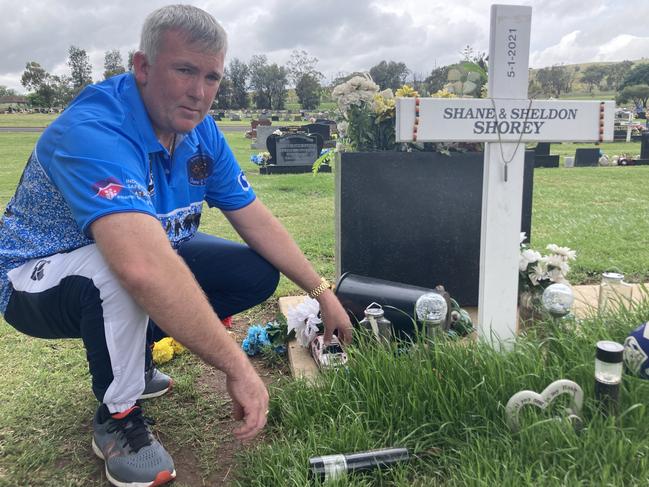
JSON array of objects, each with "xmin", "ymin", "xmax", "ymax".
[{"xmin": 187, "ymin": 154, "xmax": 213, "ymax": 185}]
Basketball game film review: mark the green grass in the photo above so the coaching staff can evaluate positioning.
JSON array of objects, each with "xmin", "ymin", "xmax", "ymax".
[
  {"xmin": 239, "ymin": 306, "xmax": 649, "ymax": 486},
  {"xmin": 2, "ymin": 130, "xmax": 649, "ymax": 485}
]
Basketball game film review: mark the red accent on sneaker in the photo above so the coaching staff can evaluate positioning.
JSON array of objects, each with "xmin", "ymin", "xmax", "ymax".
[
  {"xmin": 222, "ymin": 316, "xmax": 233, "ymax": 328},
  {"xmin": 150, "ymin": 469, "xmax": 176, "ymax": 486},
  {"xmin": 111, "ymin": 406, "xmax": 138, "ymax": 420}
]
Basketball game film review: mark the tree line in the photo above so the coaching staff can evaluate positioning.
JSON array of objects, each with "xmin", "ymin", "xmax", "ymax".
[{"xmin": 2, "ymin": 45, "xmax": 648, "ymax": 111}]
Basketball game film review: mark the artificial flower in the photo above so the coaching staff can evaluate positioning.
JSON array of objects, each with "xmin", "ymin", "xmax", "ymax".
[
  {"xmin": 395, "ymin": 85, "xmax": 419, "ymax": 98},
  {"xmin": 287, "ymin": 297, "xmax": 323, "ymax": 347},
  {"xmin": 152, "ymin": 337, "xmax": 175, "ymax": 364}
]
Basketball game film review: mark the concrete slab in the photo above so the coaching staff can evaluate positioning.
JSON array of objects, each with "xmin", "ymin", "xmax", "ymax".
[{"xmin": 281, "ymin": 284, "xmax": 649, "ymax": 379}]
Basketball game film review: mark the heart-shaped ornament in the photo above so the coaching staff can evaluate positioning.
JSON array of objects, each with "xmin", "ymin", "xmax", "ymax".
[{"xmin": 505, "ymin": 379, "xmax": 583, "ymax": 432}]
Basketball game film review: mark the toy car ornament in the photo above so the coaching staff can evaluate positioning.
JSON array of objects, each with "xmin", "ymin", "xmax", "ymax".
[{"xmin": 310, "ymin": 334, "xmax": 348, "ymax": 369}]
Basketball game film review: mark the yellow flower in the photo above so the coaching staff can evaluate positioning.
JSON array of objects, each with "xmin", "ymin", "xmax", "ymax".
[
  {"xmin": 395, "ymin": 85, "xmax": 419, "ymax": 98},
  {"xmin": 373, "ymin": 94, "xmax": 396, "ymax": 120},
  {"xmin": 431, "ymin": 88, "xmax": 458, "ymax": 99},
  {"xmin": 152, "ymin": 337, "xmax": 174, "ymax": 364},
  {"xmin": 170, "ymin": 338, "xmax": 186, "ymax": 355}
]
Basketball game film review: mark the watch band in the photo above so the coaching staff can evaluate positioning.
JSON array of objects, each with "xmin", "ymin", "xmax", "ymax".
[{"xmin": 308, "ymin": 277, "xmax": 332, "ymax": 299}]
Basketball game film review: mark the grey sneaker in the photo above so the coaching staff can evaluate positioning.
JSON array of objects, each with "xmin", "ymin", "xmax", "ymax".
[
  {"xmin": 92, "ymin": 404, "xmax": 176, "ymax": 487},
  {"xmin": 140, "ymin": 367, "xmax": 173, "ymax": 400}
]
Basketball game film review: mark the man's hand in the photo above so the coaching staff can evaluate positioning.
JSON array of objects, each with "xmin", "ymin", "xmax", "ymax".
[
  {"xmin": 226, "ymin": 367, "xmax": 269, "ymax": 440},
  {"xmin": 318, "ymin": 290, "xmax": 353, "ymax": 345}
]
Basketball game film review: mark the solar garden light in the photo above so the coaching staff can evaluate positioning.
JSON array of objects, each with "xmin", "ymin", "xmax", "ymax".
[
  {"xmin": 358, "ymin": 302, "xmax": 393, "ymax": 342},
  {"xmin": 542, "ymin": 283, "xmax": 575, "ymax": 319},
  {"xmin": 309, "ymin": 447, "xmax": 410, "ymax": 482},
  {"xmin": 595, "ymin": 340, "xmax": 624, "ymax": 415},
  {"xmin": 598, "ymin": 272, "xmax": 633, "ymax": 315},
  {"xmin": 415, "ymin": 292, "xmax": 448, "ymax": 338}
]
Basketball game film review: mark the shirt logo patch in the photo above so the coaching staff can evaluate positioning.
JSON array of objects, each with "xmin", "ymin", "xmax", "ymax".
[
  {"xmin": 30, "ymin": 259, "xmax": 51, "ymax": 281},
  {"xmin": 238, "ymin": 171, "xmax": 251, "ymax": 192},
  {"xmin": 187, "ymin": 154, "xmax": 213, "ymax": 185},
  {"xmin": 93, "ymin": 178, "xmax": 124, "ymax": 200}
]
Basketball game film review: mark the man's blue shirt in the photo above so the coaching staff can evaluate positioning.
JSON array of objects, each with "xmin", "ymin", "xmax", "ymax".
[{"xmin": 0, "ymin": 73, "xmax": 255, "ymax": 313}]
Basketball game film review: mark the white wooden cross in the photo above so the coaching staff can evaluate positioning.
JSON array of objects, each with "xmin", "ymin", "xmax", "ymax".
[{"xmin": 395, "ymin": 4, "xmax": 614, "ymax": 349}]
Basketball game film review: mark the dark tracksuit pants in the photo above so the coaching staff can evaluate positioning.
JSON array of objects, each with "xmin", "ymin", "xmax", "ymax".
[{"xmin": 4, "ymin": 232, "xmax": 279, "ymax": 413}]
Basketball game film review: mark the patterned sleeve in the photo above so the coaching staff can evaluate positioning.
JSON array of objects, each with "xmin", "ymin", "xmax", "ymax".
[{"xmin": 41, "ymin": 120, "xmax": 157, "ymax": 237}]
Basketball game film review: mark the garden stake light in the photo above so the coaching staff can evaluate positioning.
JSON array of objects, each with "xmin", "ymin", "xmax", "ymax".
[{"xmin": 595, "ymin": 340, "xmax": 624, "ymax": 415}]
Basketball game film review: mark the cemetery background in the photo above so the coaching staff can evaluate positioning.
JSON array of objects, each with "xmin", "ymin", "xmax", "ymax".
[{"xmin": 3, "ymin": 123, "xmax": 649, "ymax": 484}]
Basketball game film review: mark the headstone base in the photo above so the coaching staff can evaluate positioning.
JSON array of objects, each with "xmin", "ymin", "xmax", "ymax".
[
  {"xmin": 534, "ymin": 155, "xmax": 560, "ymax": 168},
  {"xmin": 259, "ymin": 165, "xmax": 331, "ymax": 174}
]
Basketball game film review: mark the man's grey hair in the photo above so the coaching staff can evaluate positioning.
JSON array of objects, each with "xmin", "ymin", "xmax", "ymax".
[{"xmin": 139, "ymin": 4, "xmax": 227, "ymax": 63}]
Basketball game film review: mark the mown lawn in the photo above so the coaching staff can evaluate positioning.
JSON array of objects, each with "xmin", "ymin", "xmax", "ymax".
[{"xmin": 1, "ymin": 128, "xmax": 649, "ymax": 485}]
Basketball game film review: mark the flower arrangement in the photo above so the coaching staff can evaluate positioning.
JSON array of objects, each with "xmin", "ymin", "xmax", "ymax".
[
  {"xmin": 241, "ymin": 321, "xmax": 287, "ymax": 356},
  {"xmin": 325, "ymin": 74, "xmax": 480, "ymax": 159},
  {"xmin": 250, "ymin": 151, "xmax": 271, "ymax": 166},
  {"xmin": 286, "ymin": 297, "xmax": 323, "ymax": 347},
  {"xmin": 519, "ymin": 232, "xmax": 577, "ymax": 293},
  {"xmin": 152, "ymin": 337, "xmax": 187, "ymax": 365}
]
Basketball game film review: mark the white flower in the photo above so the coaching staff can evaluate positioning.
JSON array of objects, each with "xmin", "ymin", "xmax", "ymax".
[
  {"xmin": 545, "ymin": 253, "xmax": 565, "ymax": 269},
  {"xmin": 529, "ymin": 261, "xmax": 548, "ymax": 286},
  {"xmin": 519, "ymin": 248, "xmax": 542, "ymax": 271},
  {"xmin": 547, "ymin": 267, "xmax": 567, "ymax": 284},
  {"xmin": 272, "ymin": 129, "xmax": 283, "ymax": 136},
  {"xmin": 546, "ymin": 244, "xmax": 576, "ymax": 260},
  {"xmin": 379, "ymin": 88, "xmax": 394, "ymax": 100},
  {"xmin": 287, "ymin": 297, "xmax": 322, "ymax": 347}
]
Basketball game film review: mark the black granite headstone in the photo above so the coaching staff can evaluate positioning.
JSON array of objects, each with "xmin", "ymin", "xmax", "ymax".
[
  {"xmin": 336, "ymin": 151, "xmax": 535, "ymax": 306},
  {"xmin": 574, "ymin": 148, "xmax": 600, "ymax": 167},
  {"xmin": 266, "ymin": 133, "xmax": 323, "ymax": 166},
  {"xmin": 534, "ymin": 155, "xmax": 560, "ymax": 168},
  {"xmin": 303, "ymin": 123, "xmax": 332, "ymax": 141},
  {"xmin": 641, "ymin": 132, "xmax": 649, "ymax": 159},
  {"xmin": 534, "ymin": 143, "xmax": 551, "ymax": 156}
]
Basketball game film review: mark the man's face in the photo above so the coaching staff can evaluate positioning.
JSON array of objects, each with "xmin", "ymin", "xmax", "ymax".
[{"xmin": 134, "ymin": 29, "xmax": 225, "ymax": 141}]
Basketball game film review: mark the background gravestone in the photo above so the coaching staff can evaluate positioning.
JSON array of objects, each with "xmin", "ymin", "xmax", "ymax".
[
  {"xmin": 335, "ymin": 151, "xmax": 535, "ymax": 306},
  {"xmin": 574, "ymin": 148, "xmax": 600, "ymax": 167},
  {"xmin": 261, "ymin": 134, "xmax": 329, "ymax": 174},
  {"xmin": 252, "ymin": 125, "xmax": 275, "ymax": 150},
  {"xmin": 534, "ymin": 142, "xmax": 560, "ymax": 168}
]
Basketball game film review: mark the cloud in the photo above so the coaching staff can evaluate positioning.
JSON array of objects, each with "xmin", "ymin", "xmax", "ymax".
[{"xmin": 1, "ymin": 0, "xmax": 649, "ymax": 93}]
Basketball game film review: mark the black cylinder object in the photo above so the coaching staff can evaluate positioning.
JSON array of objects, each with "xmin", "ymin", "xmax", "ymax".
[
  {"xmin": 335, "ymin": 272, "xmax": 436, "ymax": 337},
  {"xmin": 309, "ymin": 447, "xmax": 410, "ymax": 482}
]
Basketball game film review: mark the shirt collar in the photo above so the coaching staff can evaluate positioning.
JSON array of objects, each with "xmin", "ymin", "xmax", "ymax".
[{"xmin": 121, "ymin": 73, "xmax": 200, "ymax": 154}]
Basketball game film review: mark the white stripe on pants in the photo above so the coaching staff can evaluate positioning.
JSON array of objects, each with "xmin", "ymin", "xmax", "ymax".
[{"xmin": 8, "ymin": 244, "xmax": 148, "ymax": 413}]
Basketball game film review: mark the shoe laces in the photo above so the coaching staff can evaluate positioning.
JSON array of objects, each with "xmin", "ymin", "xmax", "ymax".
[{"xmin": 107, "ymin": 407, "xmax": 156, "ymax": 453}]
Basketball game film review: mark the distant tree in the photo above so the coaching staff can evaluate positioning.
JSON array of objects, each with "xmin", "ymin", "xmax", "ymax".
[
  {"xmin": 266, "ymin": 63, "xmax": 288, "ymax": 109},
  {"xmin": 68, "ymin": 45, "xmax": 93, "ymax": 90},
  {"xmin": 295, "ymin": 72, "xmax": 321, "ymax": 109},
  {"xmin": 620, "ymin": 63, "xmax": 649, "ymax": 90},
  {"xmin": 127, "ymin": 50, "xmax": 135, "ymax": 71},
  {"xmin": 425, "ymin": 65, "xmax": 450, "ymax": 93},
  {"xmin": 287, "ymin": 49, "xmax": 321, "ymax": 84},
  {"xmin": 214, "ymin": 68, "xmax": 232, "ymax": 109},
  {"xmin": 248, "ymin": 55, "xmax": 288, "ymax": 109},
  {"xmin": 580, "ymin": 65, "xmax": 608, "ymax": 92},
  {"xmin": 103, "ymin": 49, "xmax": 126, "ymax": 79},
  {"xmin": 286, "ymin": 49, "xmax": 323, "ymax": 109},
  {"xmin": 228, "ymin": 58, "xmax": 249, "ymax": 109},
  {"xmin": 0, "ymin": 85, "xmax": 18, "ymax": 97},
  {"xmin": 604, "ymin": 60, "xmax": 633, "ymax": 90},
  {"xmin": 369, "ymin": 60, "xmax": 410, "ymax": 91},
  {"xmin": 535, "ymin": 65, "xmax": 571, "ymax": 97},
  {"xmin": 21, "ymin": 61, "xmax": 48, "ymax": 92},
  {"xmin": 616, "ymin": 84, "xmax": 649, "ymax": 110}
]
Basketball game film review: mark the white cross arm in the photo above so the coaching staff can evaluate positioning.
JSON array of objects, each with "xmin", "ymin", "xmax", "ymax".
[{"xmin": 395, "ymin": 98, "xmax": 615, "ymax": 143}]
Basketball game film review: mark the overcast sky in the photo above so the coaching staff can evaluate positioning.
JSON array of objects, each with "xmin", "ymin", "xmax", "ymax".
[{"xmin": 1, "ymin": 0, "xmax": 648, "ymax": 93}]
